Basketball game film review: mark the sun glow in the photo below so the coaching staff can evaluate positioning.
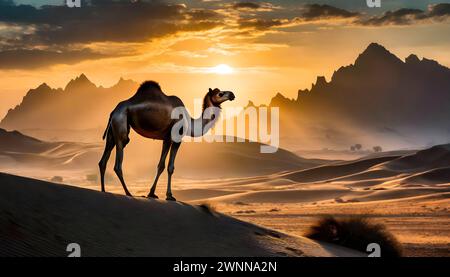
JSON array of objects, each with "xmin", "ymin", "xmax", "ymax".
[{"xmin": 210, "ymin": 64, "xmax": 234, "ymax": 75}]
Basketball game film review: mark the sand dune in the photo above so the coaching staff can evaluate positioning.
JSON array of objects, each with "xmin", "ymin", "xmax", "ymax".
[
  {"xmin": 401, "ymin": 167, "xmax": 450, "ymax": 186},
  {"xmin": 0, "ymin": 128, "xmax": 102, "ymax": 169},
  {"xmin": 0, "ymin": 129, "xmax": 326, "ymax": 180},
  {"xmin": 205, "ymin": 188, "xmax": 354, "ymax": 204},
  {"xmin": 1, "ymin": 128, "xmax": 449, "ymax": 256},
  {"xmin": 383, "ymin": 144, "xmax": 450, "ymax": 171},
  {"xmin": 329, "ymin": 169, "xmax": 400, "ymax": 182},
  {"xmin": 0, "ymin": 172, "xmax": 363, "ymax": 257},
  {"xmin": 165, "ymin": 144, "xmax": 450, "ymax": 206},
  {"xmin": 182, "ymin": 145, "xmax": 448, "ymax": 257},
  {"xmin": 0, "ymin": 128, "xmax": 47, "ymax": 152},
  {"xmin": 280, "ymin": 156, "xmax": 400, "ymax": 183}
]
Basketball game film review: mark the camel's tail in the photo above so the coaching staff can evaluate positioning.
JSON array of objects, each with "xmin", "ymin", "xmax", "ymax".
[{"xmin": 102, "ymin": 114, "xmax": 112, "ymax": 140}]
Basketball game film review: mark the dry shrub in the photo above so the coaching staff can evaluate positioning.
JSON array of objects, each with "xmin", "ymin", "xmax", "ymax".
[{"xmin": 305, "ymin": 216, "xmax": 402, "ymax": 257}]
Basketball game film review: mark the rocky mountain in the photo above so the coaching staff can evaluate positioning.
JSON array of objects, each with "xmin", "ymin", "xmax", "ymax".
[
  {"xmin": 242, "ymin": 43, "xmax": 450, "ymax": 150},
  {"xmin": 0, "ymin": 74, "xmax": 138, "ymax": 131},
  {"xmin": 295, "ymin": 43, "xmax": 450, "ymax": 128}
]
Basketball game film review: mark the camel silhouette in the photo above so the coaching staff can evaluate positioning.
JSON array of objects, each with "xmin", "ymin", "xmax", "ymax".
[{"xmin": 99, "ymin": 81, "xmax": 235, "ymax": 201}]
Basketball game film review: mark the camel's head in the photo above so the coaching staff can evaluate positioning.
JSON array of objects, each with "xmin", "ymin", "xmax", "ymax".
[{"xmin": 208, "ymin": 88, "xmax": 235, "ymax": 107}]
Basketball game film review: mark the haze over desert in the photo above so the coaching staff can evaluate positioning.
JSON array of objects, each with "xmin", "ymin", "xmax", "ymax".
[{"xmin": 0, "ymin": 0, "xmax": 449, "ymax": 260}]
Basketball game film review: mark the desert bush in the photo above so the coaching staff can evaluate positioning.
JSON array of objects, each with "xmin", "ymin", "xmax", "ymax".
[
  {"xmin": 305, "ymin": 216, "xmax": 402, "ymax": 257},
  {"xmin": 350, "ymin": 144, "xmax": 363, "ymax": 152},
  {"xmin": 373, "ymin": 146, "xmax": 383, "ymax": 152}
]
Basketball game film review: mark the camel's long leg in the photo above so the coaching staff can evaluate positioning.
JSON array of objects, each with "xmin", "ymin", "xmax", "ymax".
[
  {"xmin": 147, "ymin": 139, "xmax": 172, "ymax": 198},
  {"xmin": 114, "ymin": 141, "xmax": 132, "ymax": 197},
  {"xmin": 98, "ymin": 133, "xmax": 115, "ymax": 192},
  {"xmin": 166, "ymin": 142, "xmax": 181, "ymax": 201}
]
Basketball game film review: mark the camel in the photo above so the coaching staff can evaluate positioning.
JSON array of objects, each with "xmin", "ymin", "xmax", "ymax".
[{"xmin": 98, "ymin": 81, "xmax": 235, "ymax": 201}]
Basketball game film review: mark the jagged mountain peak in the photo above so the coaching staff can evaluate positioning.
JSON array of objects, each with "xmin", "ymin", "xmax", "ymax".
[
  {"xmin": 64, "ymin": 73, "xmax": 96, "ymax": 91},
  {"xmin": 355, "ymin": 42, "xmax": 403, "ymax": 67},
  {"xmin": 405, "ymin": 54, "xmax": 420, "ymax": 64},
  {"xmin": 311, "ymin": 76, "xmax": 328, "ymax": 91},
  {"xmin": 270, "ymin": 92, "xmax": 296, "ymax": 107},
  {"xmin": 36, "ymin": 82, "xmax": 52, "ymax": 90},
  {"xmin": 114, "ymin": 77, "xmax": 137, "ymax": 88},
  {"xmin": 365, "ymin": 42, "xmax": 388, "ymax": 52},
  {"xmin": 0, "ymin": 75, "xmax": 139, "ymax": 130}
]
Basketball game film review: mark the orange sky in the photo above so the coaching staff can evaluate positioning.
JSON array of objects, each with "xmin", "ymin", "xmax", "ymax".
[{"xmin": 1, "ymin": 1, "xmax": 449, "ymax": 119}]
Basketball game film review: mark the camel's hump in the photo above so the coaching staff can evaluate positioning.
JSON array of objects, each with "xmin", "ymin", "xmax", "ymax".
[{"xmin": 136, "ymin": 81, "xmax": 162, "ymax": 93}]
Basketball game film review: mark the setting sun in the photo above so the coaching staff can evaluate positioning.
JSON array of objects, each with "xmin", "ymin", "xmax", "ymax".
[{"xmin": 210, "ymin": 64, "xmax": 234, "ymax": 75}]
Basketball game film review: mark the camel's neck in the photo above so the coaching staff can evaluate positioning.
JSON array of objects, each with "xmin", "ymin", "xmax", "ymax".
[{"xmin": 188, "ymin": 95, "xmax": 221, "ymax": 137}]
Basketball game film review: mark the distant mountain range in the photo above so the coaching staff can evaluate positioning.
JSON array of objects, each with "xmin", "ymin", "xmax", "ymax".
[
  {"xmin": 271, "ymin": 43, "xmax": 450, "ymax": 129},
  {"xmin": 243, "ymin": 43, "xmax": 450, "ymax": 150},
  {"xmin": 1, "ymin": 43, "xmax": 449, "ymax": 150},
  {"xmin": 0, "ymin": 74, "xmax": 138, "ymax": 130}
]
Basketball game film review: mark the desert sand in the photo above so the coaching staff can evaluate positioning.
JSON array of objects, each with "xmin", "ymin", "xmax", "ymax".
[
  {"xmin": 0, "ymin": 129, "xmax": 449, "ymax": 256},
  {"xmin": 0, "ymin": 172, "xmax": 364, "ymax": 257}
]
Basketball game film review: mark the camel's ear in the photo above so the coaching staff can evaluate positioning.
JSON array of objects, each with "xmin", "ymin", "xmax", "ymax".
[{"xmin": 209, "ymin": 88, "xmax": 212, "ymax": 93}]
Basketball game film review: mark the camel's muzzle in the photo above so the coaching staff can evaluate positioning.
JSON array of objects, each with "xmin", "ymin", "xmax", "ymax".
[{"xmin": 228, "ymin": 92, "xmax": 235, "ymax": 101}]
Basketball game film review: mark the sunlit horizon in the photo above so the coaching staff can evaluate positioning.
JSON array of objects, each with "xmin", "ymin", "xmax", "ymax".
[
  {"xmin": 0, "ymin": 1, "xmax": 449, "ymax": 119},
  {"xmin": 210, "ymin": 64, "xmax": 234, "ymax": 75}
]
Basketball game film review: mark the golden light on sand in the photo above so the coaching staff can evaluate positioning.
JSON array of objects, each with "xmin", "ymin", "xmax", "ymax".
[{"xmin": 210, "ymin": 64, "xmax": 234, "ymax": 75}]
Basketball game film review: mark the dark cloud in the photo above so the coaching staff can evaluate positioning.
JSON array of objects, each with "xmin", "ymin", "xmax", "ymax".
[
  {"xmin": 0, "ymin": 0, "xmax": 225, "ymax": 68},
  {"xmin": 0, "ymin": 48, "xmax": 108, "ymax": 69},
  {"xmin": 429, "ymin": 3, "xmax": 450, "ymax": 17},
  {"xmin": 233, "ymin": 2, "xmax": 260, "ymax": 10},
  {"xmin": 236, "ymin": 4, "xmax": 359, "ymax": 31},
  {"xmin": 300, "ymin": 4, "xmax": 360, "ymax": 21},
  {"xmin": 359, "ymin": 3, "xmax": 450, "ymax": 26},
  {"xmin": 237, "ymin": 18, "xmax": 285, "ymax": 30},
  {"xmin": 0, "ymin": 0, "xmax": 224, "ymax": 45},
  {"xmin": 0, "ymin": 1, "xmax": 449, "ymax": 69},
  {"xmin": 187, "ymin": 9, "xmax": 222, "ymax": 21},
  {"xmin": 360, "ymin": 8, "xmax": 426, "ymax": 25}
]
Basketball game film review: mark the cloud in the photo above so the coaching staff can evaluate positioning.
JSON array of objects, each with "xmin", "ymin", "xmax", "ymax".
[
  {"xmin": 0, "ymin": 0, "xmax": 225, "ymax": 45},
  {"xmin": 187, "ymin": 9, "xmax": 222, "ymax": 21},
  {"xmin": 235, "ymin": 4, "xmax": 360, "ymax": 32},
  {"xmin": 359, "ymin": 3, "xmax": 450, "ymax": 26},
  {"xmin": 360, "ymin": 8, "xmax": 424, "ymax": 25},
  {"xmin": 300, "ymin": 4, "xmax": 360, "ymax": 21},
  {"xmin": 233, "ymin": 2, "xmax": 260, "ymax": 10},
  {"xmin": 0, "ymin": 48, "xmax": 108, "ymax": 69},
  {"xmin": 1, "ymin": 1, "xmax": 449, "ymax": 69},
  {"xmin": 428, "ymin": 3, "xmax": 450, "ymax": 17},
  {"xmin": 230, "ymin": 1, "xmax": 279, "ymax": 12},
  {"xmin": 237, "ymin": 18, "xmax": 286, "ymax": 30},
  {"xmin": 0, "ymin": 0, "xmax": 226, "ymax": 68}
]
